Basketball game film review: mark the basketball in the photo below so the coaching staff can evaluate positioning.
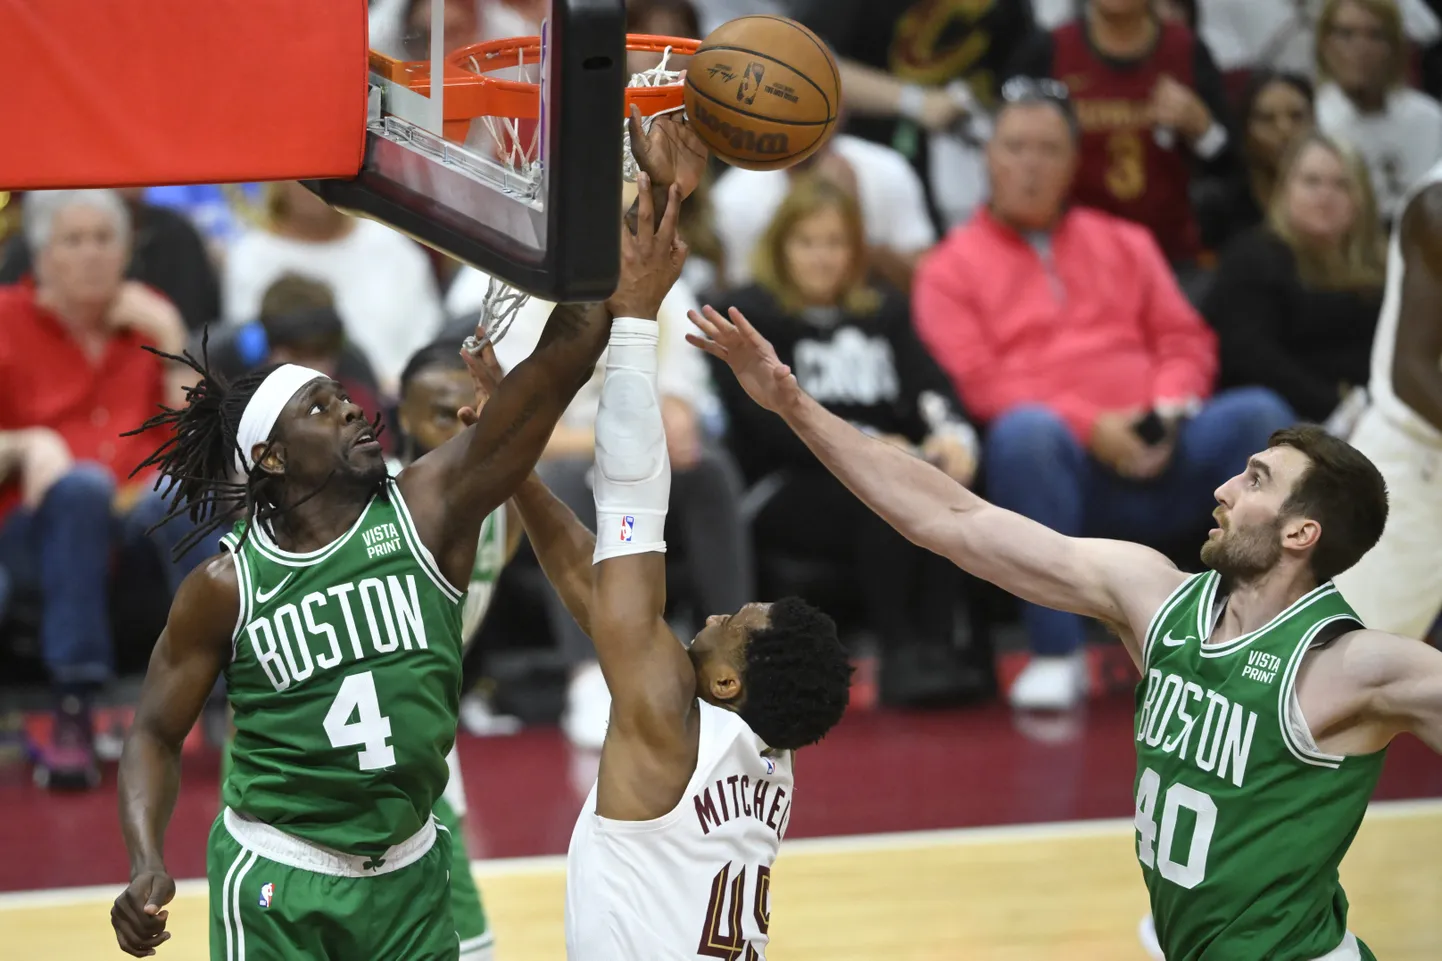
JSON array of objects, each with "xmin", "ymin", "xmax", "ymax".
[{"xmin": 683, "ymin": 16, "xmax": 840, "ymax": 171}]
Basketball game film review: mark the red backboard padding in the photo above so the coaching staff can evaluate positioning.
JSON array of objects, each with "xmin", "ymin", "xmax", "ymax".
[{"xmin": 0, "ymin": 0, "xmax": 368, "ymax": 188}]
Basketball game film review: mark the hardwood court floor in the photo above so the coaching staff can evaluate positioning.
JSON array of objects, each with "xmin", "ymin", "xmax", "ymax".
[{"xmin": 6, "ymin": 800, "xmax": 1438, "ymax": 960}]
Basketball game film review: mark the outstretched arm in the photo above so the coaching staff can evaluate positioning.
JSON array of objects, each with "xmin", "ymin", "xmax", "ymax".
[
  {"xmin": 1351, "ymin": 630, "xmax": 1442, "ymax": 754},
  {"xmin": 688, "ymin": 306, "xmax": 1187, "ymax": 665},
  {"xmin": 114, "ymin": 555, "xmax": 236, "ymax": 957},
  {"xmin": 402, "ymin": 178, "xmax": 684, "ymax": 589},
  {"xmin": 456, "ymin": 339, "xmax": 600, "ymax": 635},
  {"xmin": 586, "ymin": 219, "xmax": 701, "ymax": 818},
  {"xmin": 399, "ymin": 299, "xmax": 611, "ymax": 587},
  {"xmin": 512, "ymin": 473, "xmax": 599, "ymax": 637}
]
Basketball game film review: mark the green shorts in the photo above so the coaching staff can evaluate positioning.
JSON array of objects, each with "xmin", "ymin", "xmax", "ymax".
[
  {"xmin": 207, "ymin": 809, "xmax": 458, "ymax": 960},
  {"xmin": 431, "ymin": 795, "xmax": 492, "ymax": 960}
]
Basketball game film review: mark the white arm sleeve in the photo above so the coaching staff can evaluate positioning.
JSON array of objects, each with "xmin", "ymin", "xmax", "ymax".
[{"xmin": 592, "ymin": 318, "xmax": 671, "ymax": 564}]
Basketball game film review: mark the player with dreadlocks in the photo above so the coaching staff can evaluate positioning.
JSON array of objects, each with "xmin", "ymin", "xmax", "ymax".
[{"xmin": 110, "ymin": 171, "xmax": 691, "ymax": 960}]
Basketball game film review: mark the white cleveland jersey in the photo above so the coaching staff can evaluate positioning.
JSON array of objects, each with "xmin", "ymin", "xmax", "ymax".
[
  {"xmin": 1368, "ymin": 158, "xmax": 1442, "ymax": 445},
  {"xmin": 565, "ymin": 701, "xmax": 794, "ymax": 960}
]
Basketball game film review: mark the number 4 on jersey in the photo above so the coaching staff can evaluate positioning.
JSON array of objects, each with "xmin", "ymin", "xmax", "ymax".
[
  {"xmin": 698, "ymin": 863, "xmax": 770, "ymax": 960},
  {"xmin": 1135, "ymin": 767, "xmax": 1217, "ymax": 889},
  {"xmin": 324, "ymin": 671, "xmax": 396, "ymax": 770}
]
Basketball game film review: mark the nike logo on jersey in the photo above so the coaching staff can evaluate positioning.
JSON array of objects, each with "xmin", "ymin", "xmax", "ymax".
[
  {"xmin": 1161, "ymin": 631, "xmax": 1195, "ymax": 647},
  {"xmin": 255, "ymin": 573, "xmax": 296, "ymax": 604}
]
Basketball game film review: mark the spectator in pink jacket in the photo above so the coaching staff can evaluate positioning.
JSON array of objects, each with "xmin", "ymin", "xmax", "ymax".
[{"xmin": 914, "ymin": 80, "xmax": 1295, "ymax": 711}]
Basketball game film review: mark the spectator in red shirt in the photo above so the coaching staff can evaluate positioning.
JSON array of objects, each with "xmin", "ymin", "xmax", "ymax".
[
  {"xmin": 1007, "ymin": 0, "xmax": 1236, "ymax": 294},
  {"xmin": 913, "ymin": 83, "xmax": 1294, "ymax": 711},
  {"xmin": 0, "ymin": 190, "xmax": 207, "ymax": 790}
]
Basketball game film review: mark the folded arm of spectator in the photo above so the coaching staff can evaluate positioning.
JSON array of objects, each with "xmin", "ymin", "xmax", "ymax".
[
  {"xmin": 911, "ymin": 253, "xmax": 1107, "ymax": 441},
  {"xmin": 1164, "ymin": 42, "xmax": 1236, "ymax": 174},
  {"xmin": 1203, "ymin": 234, "xmax": 1342, "ymax": 420},
  {"xmin": 793, "ymin": 0, "xmax": 973, "ymax": 130},
  {"xmin": 103, "ymin": 281, "xmax": 192, "ymax": 408}
]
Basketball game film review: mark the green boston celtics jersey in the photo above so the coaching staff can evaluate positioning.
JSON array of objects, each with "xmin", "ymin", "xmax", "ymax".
[
  {"xmin": 220, "ymin": 478, "xmax": 465, "ymax": 858},
  {"xmin": 462, "ymin": 508, "xmax": 506, "ymax": 641},
  {"xmin": 1135, "ymin": 572, "xmax": 1385, "ymax": 961}
]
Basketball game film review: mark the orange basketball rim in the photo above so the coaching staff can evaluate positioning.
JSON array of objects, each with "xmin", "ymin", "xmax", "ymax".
[{"xmin": 369, "ymin": 34, "xmax": 700, "ymax": 144}]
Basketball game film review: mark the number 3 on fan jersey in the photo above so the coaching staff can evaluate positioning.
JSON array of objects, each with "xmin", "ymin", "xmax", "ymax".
[
  {"xmin": 324, "ymin": 671, "xmax": 396, "ymax": 770},
  {"xmin": 698, "ymin": 863, "xmax": 770, "ymax": 960},
  {"xmin": 1135, "ymin": 767, "xmax": 1217, "ymax": 889}
]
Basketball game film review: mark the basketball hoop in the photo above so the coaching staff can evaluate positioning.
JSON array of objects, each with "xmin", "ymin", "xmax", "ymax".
[{"xmin": 425, "ymin": 33, "xmax": 696, "ymax": 347}]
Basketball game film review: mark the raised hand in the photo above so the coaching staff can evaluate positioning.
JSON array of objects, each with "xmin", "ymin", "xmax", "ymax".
[
  {"xmin": 685, "ymin": 305, "xmax": 802, "ymax": 414},
  {"xmin": 457, "ymin": 337, "xmax": 504, "ymax": 428},
  {"xmin": 608, "ymin": 173, "xmax": 687, "ymax": 320},
  {"xmin": 628, "ymin": 104, "xmax": 709, "ymax": 200},
  {"xmin": 112, "ymin": 868, "xmax": 176, "ymax": 957}
]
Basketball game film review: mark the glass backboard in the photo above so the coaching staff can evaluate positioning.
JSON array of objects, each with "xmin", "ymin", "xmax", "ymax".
[{"xmin": 305, "ymin": 0, "xmax": 627, "ymax": 302}]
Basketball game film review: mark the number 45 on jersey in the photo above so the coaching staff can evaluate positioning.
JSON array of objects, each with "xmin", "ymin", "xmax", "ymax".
[{"xmin": 699, "ymin": 863, "xmax": 771, "ymax": 960}]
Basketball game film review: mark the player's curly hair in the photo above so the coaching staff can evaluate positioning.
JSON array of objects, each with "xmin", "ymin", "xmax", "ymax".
[
  {"xmin": 738, "ymin": 596, "xmax": 852, "ymax": 751},
  {"xmin": 124, "ymin": 331, "xmax": 384, "ymax": 559}
]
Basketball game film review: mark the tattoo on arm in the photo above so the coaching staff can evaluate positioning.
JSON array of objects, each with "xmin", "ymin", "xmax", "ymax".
[
  {"xmin": 469, "ymin": 392, "xmax": 544, "ymax": 474},
  {"xmin": 535, "ymin": 303, "xmax": 590, "ymax": 346}
]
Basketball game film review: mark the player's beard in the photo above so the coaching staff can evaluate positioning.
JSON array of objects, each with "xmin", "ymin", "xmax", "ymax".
[{"xmin": 1200, "ymin": 516, "xmax": 1284, "ymax": 586}]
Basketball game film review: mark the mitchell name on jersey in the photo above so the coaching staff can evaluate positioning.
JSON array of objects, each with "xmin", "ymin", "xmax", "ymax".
[{"xmin": 692, "ymin": 765, "xmax": 793, "ymax": 841}]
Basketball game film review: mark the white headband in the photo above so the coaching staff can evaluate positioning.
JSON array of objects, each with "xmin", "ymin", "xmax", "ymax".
[{"xmin": 235, "ymin": 365, "xmax": 328, "ymax": 474}]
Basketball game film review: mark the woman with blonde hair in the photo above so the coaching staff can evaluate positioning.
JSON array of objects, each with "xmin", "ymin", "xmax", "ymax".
[
  {"xmin": 1315, "ymin": 0, "xmax": 1442, "ymax": 223},
  {"xmin": 709, "ymin": 176, "xmax": 990, "ymax": 707},
  {"xmin": 1202, "ymin": 131, "xmax": 1385, "ymax": 424}
]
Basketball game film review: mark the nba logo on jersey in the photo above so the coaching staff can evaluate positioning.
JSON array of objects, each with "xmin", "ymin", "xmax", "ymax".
[
  {"xmin": 258, "ymin": 883, "xmax": 275, "ymax": 908},
  {"xmin": 764, "ymin": 757, "xmax": 776, "ymax": 775},
  {"xmin": 620, "ymin": 515, "xmax": 635, "ymax": 542}
]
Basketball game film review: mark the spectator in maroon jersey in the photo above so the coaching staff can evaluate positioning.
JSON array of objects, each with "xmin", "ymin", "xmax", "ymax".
[
  {"xmin": 1007, "ymin": 0, "xmax": 1235, "ymax": 292},
  {"xmin": 913, "ymin": 86, "xmax": 1294, "ymax": 711}
]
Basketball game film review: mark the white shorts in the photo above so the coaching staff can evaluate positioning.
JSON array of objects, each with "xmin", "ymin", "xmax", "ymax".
[{"xmin": 1333, "ymin": 408, "xmax": 1442, "ymax": 638}]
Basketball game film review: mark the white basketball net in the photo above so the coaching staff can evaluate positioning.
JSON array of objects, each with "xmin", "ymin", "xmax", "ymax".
[{"xmin": 463, "ymin": 44, "xmax": 687, "ymax": 348}]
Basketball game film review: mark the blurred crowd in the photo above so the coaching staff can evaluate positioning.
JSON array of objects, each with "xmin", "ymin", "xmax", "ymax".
[{"xmin": 3, "ymin": 0, "xmax": 1442, "ymax": 790}]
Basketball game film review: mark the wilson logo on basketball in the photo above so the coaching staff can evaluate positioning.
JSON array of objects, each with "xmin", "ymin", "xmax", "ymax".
[
  {"xmin": 691, "ymin": 101, "xmax": 789, "ymax": 155},
  {"xmin": 737, "ymin": 62, "xmax": 765, "ymax": 105}
]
